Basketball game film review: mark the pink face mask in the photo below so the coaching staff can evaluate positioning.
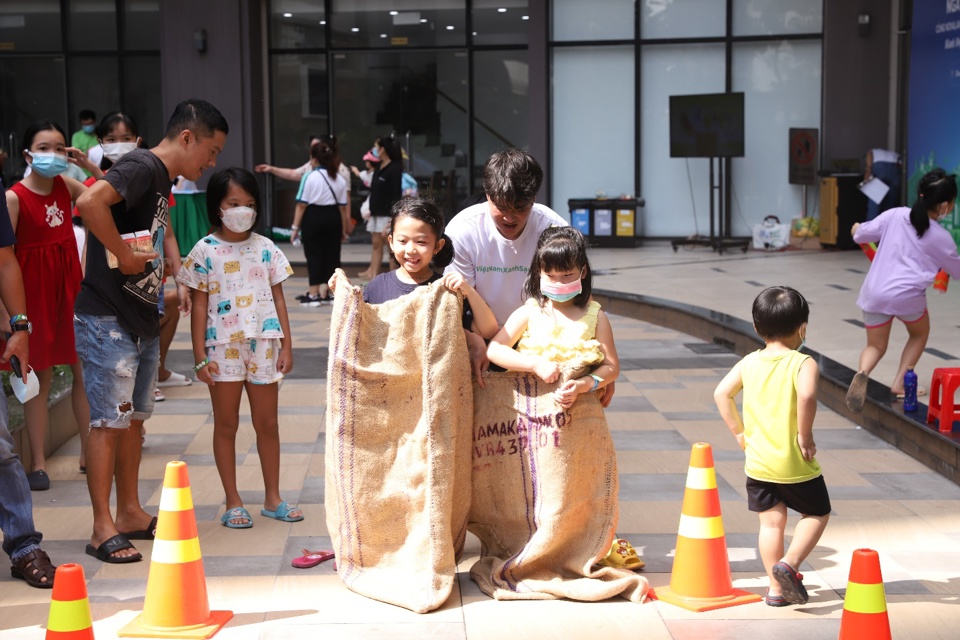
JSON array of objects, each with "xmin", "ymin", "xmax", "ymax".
[{"xmin": 540, "ymin": 277, "xmax": 582, "ymax": 302}]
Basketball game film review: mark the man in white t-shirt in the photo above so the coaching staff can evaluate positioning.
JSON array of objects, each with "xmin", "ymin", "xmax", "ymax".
[{"xmin": 445, "ymin": 149, "xmax": 614, "ymax": 405}]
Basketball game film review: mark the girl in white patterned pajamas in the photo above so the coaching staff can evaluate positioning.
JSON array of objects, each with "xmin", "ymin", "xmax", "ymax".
[{"xmin": 177, "ymin": 167, "xmax": 303, "ymax": 529}]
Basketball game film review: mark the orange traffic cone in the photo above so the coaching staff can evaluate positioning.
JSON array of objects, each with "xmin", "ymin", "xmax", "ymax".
[
  {"xmin": 119, "ymin": 461, "xmax": 232, "ymax": 638},
  {"xmin": 46, "ymin": 563, "xmax": 94, "ymax": 640},
  {"xmin": 839, "ymin": 548, "xmax": 891, "ymax": 640},
  {"xmin": 652, "ymin": 442, "xmax": 762, "ymax": 611}
]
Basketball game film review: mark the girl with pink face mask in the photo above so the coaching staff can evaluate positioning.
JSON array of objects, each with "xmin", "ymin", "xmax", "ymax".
[
  {"xmin": 486, "ymin": 226, "xmax": 644, "ymax": 571},
  {"xmin": 487, "ymin": 225, "xmax": 619, "ymax": 409}
]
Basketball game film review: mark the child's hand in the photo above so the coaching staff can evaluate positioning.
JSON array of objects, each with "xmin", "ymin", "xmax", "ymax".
[
  {"xmin": 735, "ymin": 432, "xmax": 746, "ymax": 451},
  {"xmin": 798, "ymin": 433, "xmax": 817, "ymax": 461},
  {"xmin": 328, "ymin": 268, "xmax": 350, "ymax": 294},
  {"xmin": 278, "ymin": 346, "xmax": 294, "ymax": 374},
  {"xmin": 196, "ymin": 360, "xmax": 219, "ymax": 386},
  {"xmin": 532, "ymin": 359, "xmax": 560, "ymax": 384},
  {"xmin": 441, "ymin": 272, "xmax": 470, "ymax": 294},
  {"xmin": 554, "ymin": 379, "xmax": 581, "ymax": 408},
  {"xmin": 850, "ymin": 222, "xmax": 861, "ymax": 237},
  {"xmin": 177, "ymin": 283, "xmax": 192, "ymax": 316}
]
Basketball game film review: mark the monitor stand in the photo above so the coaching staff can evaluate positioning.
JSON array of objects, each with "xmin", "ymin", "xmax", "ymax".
[{"xmin": 671, "ymin": 157, "xmax": 750, "ymax": 255}]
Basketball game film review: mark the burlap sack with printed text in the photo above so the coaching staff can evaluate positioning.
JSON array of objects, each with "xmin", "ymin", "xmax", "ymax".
[
  {"xmin": 468, "ymin": 372, "xmax": 649, "ymax": 602},
  {"xmin": 325, "ymin": 280, "xmax": 472, "ymax": 613}
]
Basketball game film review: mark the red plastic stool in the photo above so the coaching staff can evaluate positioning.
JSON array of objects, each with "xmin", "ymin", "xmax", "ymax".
[{"xmin": 926, "ymin": 368, "xmax": 960, "ymax": 432}]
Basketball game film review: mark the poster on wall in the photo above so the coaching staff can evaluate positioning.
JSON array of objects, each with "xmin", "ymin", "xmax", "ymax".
[{"xmin": 908, "ymin": 1, "xmax": 960, "ymax": 244}]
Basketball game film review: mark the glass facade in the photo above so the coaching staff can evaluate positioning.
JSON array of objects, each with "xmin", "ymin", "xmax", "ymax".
[
  {"xmin": 1, "ymin": 1, "xmax": 824, "ymax": 239},
  {"xmin": 0, "ymin": 0, "xmax": 161, "ymax": 185},
  {"xmin": 267, "ymin": 0, "xmax": 531, "ymax": 224},
  {"xmin": 551, "ymin": 0, "xmax": 823, "ymax": 237}
]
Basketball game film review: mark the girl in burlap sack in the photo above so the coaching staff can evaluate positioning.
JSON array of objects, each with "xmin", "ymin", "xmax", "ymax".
[
  {"xmin": 329, "ymin": 196, "xmax": 498, "ymax": 336},
  {"xmin": 486, "ymin": 226, "xmax": 644, "ymax": 570}
]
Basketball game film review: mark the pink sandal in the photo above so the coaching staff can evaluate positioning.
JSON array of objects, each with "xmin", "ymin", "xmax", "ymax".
[{"xmin": 291, "ymin": 549, "xmax": 334, "ymax": 569}]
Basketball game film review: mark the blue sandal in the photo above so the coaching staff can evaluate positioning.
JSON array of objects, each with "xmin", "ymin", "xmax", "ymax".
[
  {"xmin": 261, "ymin": 501, "xmax": 303, "ymax": 522},
  {"xmin": 220, "ymin": 507, "xmax": 253, "ymax": 529}
]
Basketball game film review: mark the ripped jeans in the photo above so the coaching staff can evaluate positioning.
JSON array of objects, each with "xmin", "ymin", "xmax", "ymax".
[{"xmin": 74, "ymin": 314, "xmax": 159, "ymax": 428}]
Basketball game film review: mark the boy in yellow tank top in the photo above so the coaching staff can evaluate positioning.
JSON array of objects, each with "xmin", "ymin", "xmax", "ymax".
[{"xmin": 714, "ymin": 286, "xmax": 831, "ymax": 607}]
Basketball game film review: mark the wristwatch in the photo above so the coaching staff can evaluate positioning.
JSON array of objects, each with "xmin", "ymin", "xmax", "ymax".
[{"xmin": 9, "ymin": 314, "xmax": 32, "ymax": 335}]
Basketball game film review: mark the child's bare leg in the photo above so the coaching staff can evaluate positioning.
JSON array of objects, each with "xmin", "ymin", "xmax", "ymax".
[
  {"xmin": 782, "ymin": 513, "xmax": 829, "ymax": 572},
  {"xmin": 891, "ymin": 314, "xmax": 929, "ymax": 395},
  {"xmin": 857, "ymin": 323, "xmax": 892, "ymax": 377},
  {"xmin": 758, "ymin": 504, "xmax": 788, "ymax": 595},
  {"xmin": 245, "ymin": 381, "xmax": 291, "ymax": 514},
  {"xmin": 210, "ymin": 381, "xmax": 247, "ymax": 525}
]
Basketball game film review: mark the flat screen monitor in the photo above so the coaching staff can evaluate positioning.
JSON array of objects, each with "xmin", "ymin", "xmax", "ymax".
[{"xmin": 669, "ymin": 92, "xmax": 745, "ymax": 158}]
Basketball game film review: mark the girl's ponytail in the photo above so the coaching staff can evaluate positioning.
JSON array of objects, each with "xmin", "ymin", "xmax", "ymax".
[
  {"xmin": 911, "ymin": 168, "xmax": 957, "ymax": 238},
  {"xmin": 431, "ymin": 233, "xmax": 455, "ymax": 270}
]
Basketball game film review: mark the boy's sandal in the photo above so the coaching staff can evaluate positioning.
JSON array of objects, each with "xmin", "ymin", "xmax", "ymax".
[
  {"xmin": 764, "ymin": 593, "xmax": 790, "ymax": 607},
  {"xmin": 261, "ymin": 501, "xmax": 304, "ymax": 522},
  {"xmin": 772, "ymin": 561, "xmax": 808, "ymax": 605},
  {"xmin": 10, "ymin": 549, "xmax": 57, "ymax": 588},
  {"xmin": 220, "ymin": 507, "xmax": 253, "ymax": 529}
]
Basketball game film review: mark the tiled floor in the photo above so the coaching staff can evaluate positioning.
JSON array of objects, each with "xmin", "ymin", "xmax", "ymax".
[{"xmin": 3, "ymin": 242, "xmax": 960, "ymax": 639}]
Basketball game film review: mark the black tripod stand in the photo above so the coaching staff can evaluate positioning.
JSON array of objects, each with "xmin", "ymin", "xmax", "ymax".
[{"xmin": 671, "ymin": 157, "xmax": 750, "ymax": 255}]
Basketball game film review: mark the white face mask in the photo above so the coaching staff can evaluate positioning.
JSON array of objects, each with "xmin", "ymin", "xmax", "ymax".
[
  {"xmin": 220, "ymin": 206, "xmax": 256, "ymax": 233},
  {"xmin": 101, "ymin": 141, "xmax": 138, "ymax": 163}
]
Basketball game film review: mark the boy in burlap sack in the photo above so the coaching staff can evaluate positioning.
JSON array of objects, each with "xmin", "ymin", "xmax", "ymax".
[{"xmin": 477, "ymin": 227, "xmax": 648, "ymax": 602}]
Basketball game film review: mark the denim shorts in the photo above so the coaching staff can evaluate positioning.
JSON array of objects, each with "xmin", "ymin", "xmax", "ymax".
[{"xmin": 74, "ymin": 313, "xmax": 160, "ymax": 428}]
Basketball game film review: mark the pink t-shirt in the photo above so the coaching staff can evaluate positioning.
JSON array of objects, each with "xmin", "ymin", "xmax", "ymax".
[{"xmin": 854, "ymin": 207, "xmax": 960, "ymax": 315}]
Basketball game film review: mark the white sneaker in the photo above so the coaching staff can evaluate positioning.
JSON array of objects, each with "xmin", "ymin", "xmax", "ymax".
[
  {"xmin": 157, "ymin": 371, "xmax": 192, "ymax": 387},
  {"xmin": 301, "ymin": 295, "xmax": 322, "ymax": 307},
  {"xmin": 154, "ymin": 388, "xmax": 166, "ymax": 402}
]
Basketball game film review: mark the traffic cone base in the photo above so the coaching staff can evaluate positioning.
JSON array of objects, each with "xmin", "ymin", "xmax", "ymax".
[
  {"xmin": 118, "ymin": 610, "xmax": 233, "ymax": 640},
  {"xmin": 651, "ymin": 584, "xmax": 761, "ymax": 612}
]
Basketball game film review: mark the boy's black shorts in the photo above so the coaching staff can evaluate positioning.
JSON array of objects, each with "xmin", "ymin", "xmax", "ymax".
[{"xmin": 746, "ymin": 475, "xmax": 831, "ymax": 516}]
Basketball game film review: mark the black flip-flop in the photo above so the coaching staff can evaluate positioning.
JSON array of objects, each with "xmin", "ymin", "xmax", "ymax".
[
  {"xmin": 120, "ymin": 516, "xmax": 158, "ymax": 540},
  {"xmin": 85, "ymin": 534, "xmax": 142, "ymax": 564}
]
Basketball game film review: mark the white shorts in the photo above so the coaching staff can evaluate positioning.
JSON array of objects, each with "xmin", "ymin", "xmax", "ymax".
[
  {"xmin": 862, "ymin": 308, "xmax": 927, "ymax": 329},
  {"xmin": 206, "ymin": 338, "xmax": 283, "ymax": 385},
  {"xmin": 367, "ymin": 215, "xmax": 390, "ymax": 234}
]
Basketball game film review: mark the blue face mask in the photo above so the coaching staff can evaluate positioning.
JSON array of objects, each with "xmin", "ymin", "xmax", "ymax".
[
  {"xmin": 82, "ymin": 124, "xmax": 95, "ymax": 134},
  {"xmin": 28, "ymin": 152, "xmax": 69, "ymax": 178}
]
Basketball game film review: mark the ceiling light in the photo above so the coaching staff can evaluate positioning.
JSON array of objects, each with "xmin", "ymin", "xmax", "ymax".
[
  {"xmin": 498, "ymin": 8, "xmax": 507, "ymax": 12},
  {"xmin": 351, "ymin": 27, "xmax": 359, "ymax": 32},
  {"xmin": 472, "ymin": 31, "xmax": 478, "ymax": 36},
  {"xmin": 380, "ymin": 33, "xmax": 387, "ymax": 38},
  {"xmin": 446, "ymin": 25, "xmax": 454, "ymax": 30},
  {"xmin": 522, "ymin": 16, "xmax": 529, "ymax": 20},
  {"xmin": 319, "ymin": 20, "xmax": 326, "ymax": 25},
  {"xmin": 420, "ymin": 18, "xmax": 427, "ymax": 23},
  {"xmin": 389, "ymin": 11, "xmax": 398, "ymax": 16},
  {"xmin": 283, "ymin": 12, "xmax": 292, "ymax": 17}
]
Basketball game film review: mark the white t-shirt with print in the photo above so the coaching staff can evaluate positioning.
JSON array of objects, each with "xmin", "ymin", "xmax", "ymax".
[
  {"xmin": 177, "ymin": 232, "xmax": 294, "ymax": 346},
  {"xmin": 445, "ymin": 202, "xmax": 567, "ymax": 326}
]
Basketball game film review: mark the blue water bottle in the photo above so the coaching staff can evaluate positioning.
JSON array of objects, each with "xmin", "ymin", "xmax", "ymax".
[{"xmin": 903, "ymin": 367, "xmax": 918, "ymax": 412}]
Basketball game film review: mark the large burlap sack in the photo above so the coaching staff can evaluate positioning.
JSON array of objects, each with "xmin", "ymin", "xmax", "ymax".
[
  {"xmin": 468, "ymin": 372, "xmax": 649, "ymax": 602},
  {"xmin": 325, "ymin": 280, "xmax": 473, "ymax": 613}
]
